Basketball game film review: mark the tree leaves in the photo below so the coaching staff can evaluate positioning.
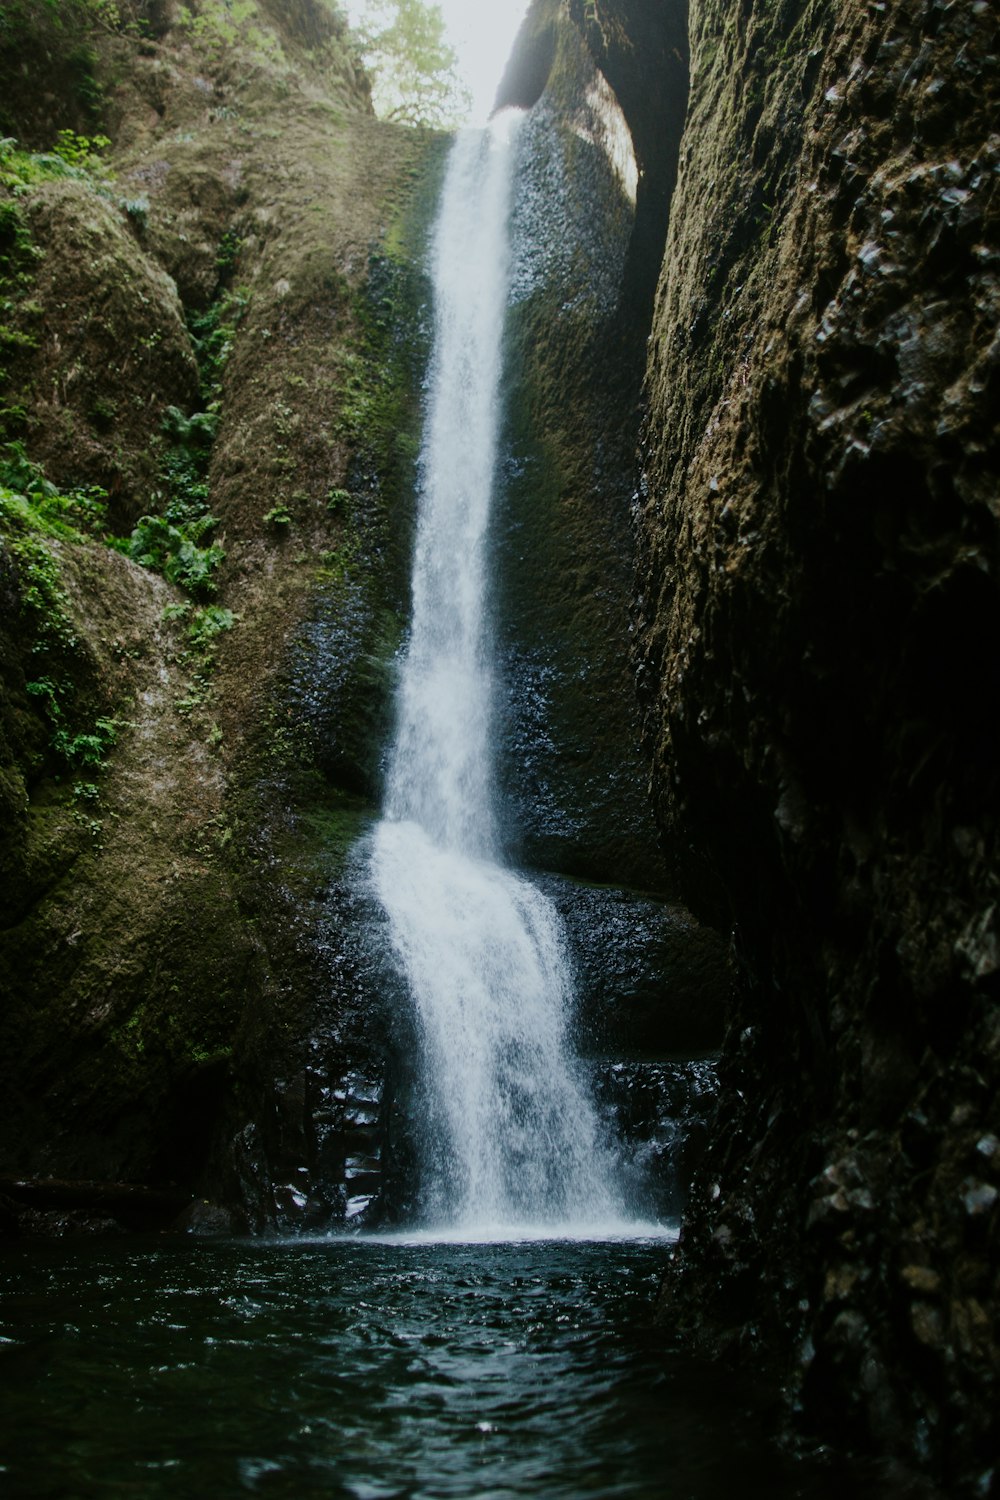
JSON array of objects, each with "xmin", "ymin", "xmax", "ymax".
[{"xmin": 350, "ymin": 0, "xmax": 471, "ymax": 129}]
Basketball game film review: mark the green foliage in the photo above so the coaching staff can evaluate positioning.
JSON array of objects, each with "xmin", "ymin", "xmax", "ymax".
[
  {"xmin": 263, "ymin": 502, "xmax": 292, "ymax": 531},
  {"xmin": 25, "ymin": 674, "xmax": 120, "ymax": 774},
  {"xmin": 0, "ymin": 197, "xmax": 34, "ymax": 271},
  {"xmin": 125, "ymin": 272, "xmax": 243, "ymax": 601},
  {"xmin": 0, "ymin": 489, "xmax": 79, "ymax": 653},
  {"xmin": 0, "ymin": 445, "xmax": 126, "ymax": 785},
  {"xmin": 187, "ymin": 287, "xmax": 248, "ymax": 406},
  {"xmin": 50, "ymin": 128, "xmax": 110, "ymax": 171},
  {"xmin": 0, "ymin": 441, "xmax": 109, "ymax": 538},
  {"xmin": 24, "ymin": 675, "xmax": 67, "ymax": 723},
  {"xmin": 315, "ymin": 537, "xmax": 359, "ymax": 583},
  {"xmin": 0, "ymin": 170, "xmax": 41, "ymax": 393},
  {"xmin": 176, "ymin": 0, "xmax": 280, "ymax": 58},
  {"xmin": 172, "ymin": 606, "xmax": 236, "ymax": 718},
  {"xmin": 52, "ymin": 714, "xmax": 119, "ymax": 768},
  {"xmin": 348, "ymin": 0, "xmax": 470, "ymax": 128},
  {"xmin": 126, "ymin": 512, "xmax": 224, "ymax": 596},
  {"xmin": 162, "ymin": 403, "xmax": 218, "ymax": 449},
  {"xmin": 155, "ymin": 403, "xmax": 218, "ymax": 530},
  {"xmin": 118, "ymin": 193, "xmax": 149, "ymax": 231},
  {"xmin": 215, "ymin": 228, "xmax": 242, "ymax": 278},
  {"xmin": 187, "ymin": 603, "xmax": 234, "ymax": 650},
  {"xmin": 326, "ymin": 487, "xmax": 351, "ymax": 514},
  {"xmin": 0, "ymin": 133, "xmax": 108, "ymax": 193}
]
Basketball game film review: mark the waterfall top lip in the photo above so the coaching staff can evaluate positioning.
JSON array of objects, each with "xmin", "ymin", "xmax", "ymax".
[{"xmin": 485, "ymin": 104, "xmax": 528, "ymax": 144}]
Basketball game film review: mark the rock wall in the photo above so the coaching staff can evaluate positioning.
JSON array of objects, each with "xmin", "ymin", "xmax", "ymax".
[
  {"xmin": 492, "ymin": 0, "xmax": 678, "ymax": 889},
  {"xmin": 0, "ymin": 0, "xmax": 438, "ymax": 1229},
  {"xmin": 626, "ymin": 0, "xmax": 999, "ymax": 1489}
]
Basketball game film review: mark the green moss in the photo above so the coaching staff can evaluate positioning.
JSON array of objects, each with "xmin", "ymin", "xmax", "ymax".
[
  {"xmin": 271, "ymin": 784, "xmax": 377, "ymax": 884},
  {"xmin": 0, "ymin": 445, "xmax": 132, "ymax": 792}
]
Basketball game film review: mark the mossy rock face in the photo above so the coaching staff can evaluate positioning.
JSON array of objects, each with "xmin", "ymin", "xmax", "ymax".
[
  {"xmin": 626, "ymin": 0, "xmax": 1000, "ymax": 1483},
  {"xmin": 19, "ymin": 181, "xmax": 199, "ymax": 524},
  {"xmin": 0, "ymin": 0, "xmax": 441, "ymax": 1225}
]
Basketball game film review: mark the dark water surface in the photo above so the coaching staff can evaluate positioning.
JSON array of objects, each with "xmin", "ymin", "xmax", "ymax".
[{"xmin": 0, "ymin": 1235, "xmax": 883, "ymax": 1498}]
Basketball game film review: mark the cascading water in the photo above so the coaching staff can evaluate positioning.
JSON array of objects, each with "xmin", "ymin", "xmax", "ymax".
[{"xmin": 370, "ymin": 113, "xmax": 624, "ymax": 1235}]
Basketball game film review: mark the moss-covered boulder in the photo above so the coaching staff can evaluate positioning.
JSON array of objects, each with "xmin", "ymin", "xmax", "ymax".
[{"xmin": 0, "ymin": 0, "xmax": 441, "ymax": 1231}]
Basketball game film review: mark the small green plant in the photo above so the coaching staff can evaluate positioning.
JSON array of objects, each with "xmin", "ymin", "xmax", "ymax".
[
  {"xmin": 0, "ymin": 444, "xmax": 109, "ymax": 538},
  {"xmin": 173, "ymin": 669, "xmax": 212, "ymax": 714},
  {"xmin": 3, "ymin": 522, "xmax": 77, "ymax": 650},
  {"xmin": 51, "ymin": 129, "xmax": 111, "ymax": 172},
  {"xmin": 187, "ymin": 604, "xmax": 234, "ymax": 650},
  {"xmin": 326, "ymin": 487, "xmax": 350, "ymax": 514},
  {"xmin": 215, "ymin": 228, "xmax": 242, "ymax": 277},
  {"xmin": 89, "ymin": 394, "xmax": 117, "ymax": 430},
  {"xmin": 171, "ymin": 603, "xmax": 237, "ymax": 718},
  {"xmin": 25, "ymin": 675, "xmax": 68, "ymax": 722},
  {"xmin": 52, "ymin": 714, "xmax": 120, "ymax": 768},
  {"xmin": 126, "ymin": 513, "xmax": 225, "ymax": 596},
  {"xmin": 187, "ymin": 287, "xmax": 248, "ymax": 406},
  {"xmin": 161, "ymin": 600, "xmax": 192, "ymax": 623},
  {"xmin": 25, "ymin": 675, "xmax": 122, "ymax": 773},
  {"xmin": 162, "ymin": 404, "xmax": 218, "ymax": 449},
  {"xmin": 263, "ymin": 503, "xmax": 292, "ymax": 532},
  {"xmin": 0, "ymin": 198, "xmax": 34, "ymax": 264},
  {"xmin": 119, "ymin": 194, "xmax": 149, "ymax": 231},
  {"xmin": 70, "ymin": 808, "xmax": 104, "ymax": 841}
]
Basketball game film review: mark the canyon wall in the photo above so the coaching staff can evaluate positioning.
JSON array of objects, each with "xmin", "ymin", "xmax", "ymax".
[
  {"xmin": 0, "ymin": 0, "xmax": 438, "ymax": 1228},
  {"xmin": 4, "ymin": 0, "xmax": 997, "ymax": 1485},
  {"xmin": 618, "ymin": 0, "xmax": 997, "ymax": 1489}
]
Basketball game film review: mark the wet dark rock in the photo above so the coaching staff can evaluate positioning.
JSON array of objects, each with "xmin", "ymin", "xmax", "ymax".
[
  {"xmin": 535, "ymin": 872, "xmax": 730, "ymax": 1057},
  {"xmin": 0, "ymin": 1176, "xmax": 191, "ymax": 1236},
  {"xmin": 493, "ymin": 0, "xmax": 688, "ymax": 891},
  {"xmin": 173, "ymin": 1199, "xmax": 236, "ymax": 1236},
  {"xmin": 617, "ymin": 0, "xmax": 1000, "ymax": 1485},
  {"xmin": 591, "ymin": 1058, "xmax": 720, "ymax": 1218}
]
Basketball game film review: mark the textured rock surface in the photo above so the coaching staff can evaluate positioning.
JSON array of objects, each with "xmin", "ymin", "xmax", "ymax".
[
  {"xmin": 492, "ymin": 0, "xmax": 686, "ymax": 889},
  {"xmin": 0, "ymin": 0, "xmax": 435, "ymax": 1227},
  {"xmin": 628, "ymin": 0, "xmax": 999, "ymax": 1489},
  {"xmin": 536, "ymin": 871, "xmax": 728, "ymax": 1058}
]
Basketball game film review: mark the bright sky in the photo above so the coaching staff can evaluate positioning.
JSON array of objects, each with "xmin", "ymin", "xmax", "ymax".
[
  {"xmin": 345, "ymin": 0, "xmax": 531, "ymax": 125},
  {"xmin": 436, "ymin": 0, "xmax": 530, "ymax": 123}
]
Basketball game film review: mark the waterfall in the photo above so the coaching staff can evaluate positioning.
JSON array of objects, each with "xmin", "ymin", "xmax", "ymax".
[{"xmin": 370, "ymin": 114, "xmax": 623, "ymax": 1234}]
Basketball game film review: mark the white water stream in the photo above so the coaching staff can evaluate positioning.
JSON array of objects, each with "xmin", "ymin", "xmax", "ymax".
[{"xmin": 370, "ymin": 115, "xmax": 626, "ymax": 1234}]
